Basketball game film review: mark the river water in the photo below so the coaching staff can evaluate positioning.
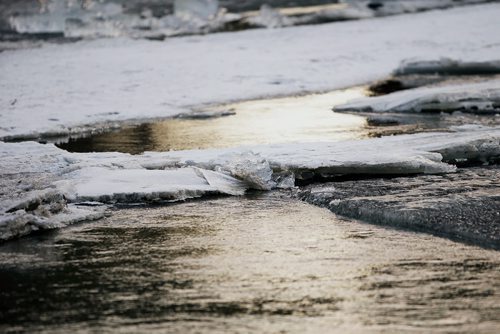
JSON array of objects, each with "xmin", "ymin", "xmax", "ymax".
[
  {"xmin": 56, "ymin": 88, "xmax": 368, "ymax": 154},
  {"xmin": 1, "ymin": 193, "xmax": 499, "ymax": 333}
]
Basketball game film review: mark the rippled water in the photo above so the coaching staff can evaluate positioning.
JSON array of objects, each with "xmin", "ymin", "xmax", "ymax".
[{"xmin": 1, "ymin": 193, "xmax": 498, "ymax": 333}]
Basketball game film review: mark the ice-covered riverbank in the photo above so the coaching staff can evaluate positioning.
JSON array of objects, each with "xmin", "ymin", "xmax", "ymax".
[
  {"xmin": 1, "ymin": 4, "xmax": 500, "ymax": 139},
  {"xmin": 2, "ymin": 3, "xmax": 500, "ymax": 334},
  {"xmin": 1, "ymin": 125, "xmax": 499, "ymax": 241},
  {"xmin": 1, "ymin": 3, "xmax": 500, "ymax": 244}
]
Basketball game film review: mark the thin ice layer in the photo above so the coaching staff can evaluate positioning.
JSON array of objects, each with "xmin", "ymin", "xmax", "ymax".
[
  {"xmin": 298, "ymin": 166, "xmax": 500, "ymax": 249},
  {"xmin": 394, "ymin": 58, "xmax": 500, "ymax": 75},
  {"xmin": 154, "ymin": 126, "xmax": 500, "ymax": 179},
  {"xmin": 66, "ymin": 126, "xmax": 500, "ymax": 184},
  {"xmin": 59, "ymin": 166, "xmax": 247, "ymax": 203},
  {"xmin": 0, "ymin": 188, "xmax": 106, "ymax": 242},
  {"xmin": 335, "ymin": 79, "xmax": 500, "ymax": 114}
]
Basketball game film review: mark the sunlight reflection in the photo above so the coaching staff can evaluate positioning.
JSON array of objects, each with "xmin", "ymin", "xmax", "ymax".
[
  {"xmin": 148, "ymin": 87, "xmax": 369, "ymax": 149},
  {"xmin": 57, "ymin": 87, "xmax": 369, "ymax": 154}
]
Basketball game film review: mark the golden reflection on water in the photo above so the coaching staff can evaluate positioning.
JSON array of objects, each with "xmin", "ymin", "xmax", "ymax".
[
  {"xmin": 173, "ymin": 88, "xmax": 366, "ymax": 148},
  {"xmin": 1, "ymin": 194, "xmax": 499, "ymax": 332},
  {"xmin": 58, "ymin": 87, "xmax": 368, "ymax": 154}
]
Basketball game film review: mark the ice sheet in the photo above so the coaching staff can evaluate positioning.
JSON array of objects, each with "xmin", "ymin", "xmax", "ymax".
[
  {"xmin": 1, "ymin": 4, "xmax": 500, "ymax": 139},
  {"xmin": 335, "ymin": 79, "xmax": 500, "ymax": 114},
  {"xmin": 60, "ymin": 166, "xmax": 247, "ymax": 203}
]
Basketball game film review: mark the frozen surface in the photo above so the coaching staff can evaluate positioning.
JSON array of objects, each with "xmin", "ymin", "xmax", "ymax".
[
  {"xmin": 155, "ymin": 126, "xmax": 500, "ymax": 179},
  {"xmin": 2, "ymin": 0, "xmax": 490, "ymax": 37},
  {"xmin": 394, "ymin": 58, "xmax": 500, "ymax": 75},
  {"xmin": 60, "ymin": 166, "xmax": 247, "ymax": 203},
  {"xmin": 335, "ymin": 79, "xmax": 500, "ymax": 114},
  {"xmin": 0, "ymin": 204, "xmax": 106, "ymax": 242},
  {"xmin": 174, "ymin": 0, "xmax": 219, "ymax": 20},
  {"xmin": 1, "ymin": 126, "xmax": 499, "ymax": 240},
  {"xmin": 1, "ymin": 4, "xmax": 500, "ymax": 139},
  {"xmin": 299, "ymin": 166, "xmax": 500, "ymax": 249}
]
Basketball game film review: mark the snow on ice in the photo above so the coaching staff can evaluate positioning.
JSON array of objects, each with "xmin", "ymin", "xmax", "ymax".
[
  {"xmin": 1, "ymin": 125, "xmax": 499, "ymax": 240},
  {"xmin": 1, "ymin": 4, "xmax": 500, "ymax": 139},
  {"xmin": 335, "ymin": 78, "xmax": 500, "ymax": 114},
  {"xmin": 1, "ymin": 4, "xmax": 500, "ymax": 240},
  {"xmin": 394, "ymin": 58, "xmax": 500, "ymax": 76}
]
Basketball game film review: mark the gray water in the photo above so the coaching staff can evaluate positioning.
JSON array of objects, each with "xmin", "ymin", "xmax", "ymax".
[{"xmin": 1, "ymin": 193, "xmax": 499, "ymax": 333}]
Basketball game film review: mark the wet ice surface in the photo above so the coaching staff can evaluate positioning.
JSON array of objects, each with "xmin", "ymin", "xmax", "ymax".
[
  {"xmin": 0, "ymin": 193, "xmax": 499, "ymax": 333},
  {"xmin": 335, "ymin": 78, "xmax": 500, "ymax": 115},
  {"xmin": 56, "ymin": 88, "xmax": 368, "ymax": 154},
  {"xmin": 53, "ymin": 85, "xmax": 499, "ymax": 155},
  {"xmin": 299, "ymin": 166, "xmax": 500, "ymax": 249}
]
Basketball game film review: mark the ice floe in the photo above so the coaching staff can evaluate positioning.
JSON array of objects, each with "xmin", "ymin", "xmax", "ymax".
[
  {"xmin": 335, "ymin": 79, "xmax": 500, "ymax": 114},
  {"xmin": 59, "ymin": 166, "xmax": 247, "ymax": 203},
  {"xmin": 1, "ymin": 125, "xmax": 499, "ymax": 240},
  {"xmin": 394, "ymin": 58, "xmax": 500, "ymax": 76},
  {"xmin": 0, "ymin": 188, "xmax": 106, "ymax": 241}
]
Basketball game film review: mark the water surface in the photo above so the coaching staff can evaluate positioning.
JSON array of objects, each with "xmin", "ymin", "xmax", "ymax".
[
  {"xmin": 1, "ymin": 194, "xmax": 498, "ymax": 333},
  {"xmin": 57, "ymin": 88, "xmax": 369, "ymax": 154}
]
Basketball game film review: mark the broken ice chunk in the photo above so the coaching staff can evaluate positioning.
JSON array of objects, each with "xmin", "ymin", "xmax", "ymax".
[
  {"xmin": 174, "ymin": 0, "xmax": 219, "ymax": 20},
  {"xmin": 247, "ymin": 4, "xmax": 292, "ymax": 29},
  {"xmin": 61, "ymin": 166, "xmax": 247, "ymax": 203},
  {"xmin": 394, "ymin": 58, "xmax": 500, "ymax": 76},
  {"xmin": 217, "ymin": 152, "xmax": 276, "ymax": 190},
  {"xmin": 335, "ymin": 79, "xmax": 500, "ymax": 114}
]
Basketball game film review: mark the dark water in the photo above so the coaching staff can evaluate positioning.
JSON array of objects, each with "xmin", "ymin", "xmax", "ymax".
[{"xmin": 1, "ymin": 194, "xmax": 499, "ymax": 333}]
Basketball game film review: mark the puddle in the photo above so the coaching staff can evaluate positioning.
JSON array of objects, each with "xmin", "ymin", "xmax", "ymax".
[
  {"xmin": 1, "ymin": 193, "xmax": 498, "ymax": 333},
  {"xmin": 56, "ymin": 87, "xmax": 369, "ymax": 154}
]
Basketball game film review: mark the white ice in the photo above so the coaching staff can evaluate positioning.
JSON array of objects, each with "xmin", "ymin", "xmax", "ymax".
[
  {"xmin": 59, "ymin": 166, "xmax": 247, "ymax": 203},
  {"xmin": 2, "ymin": 4, "xmax": 500, "ymax": 240},
  {"xmin": 1, "ymin": 4, "xmax": 500, "ymax": 139},
  {"xmin": 1, "ymin": 125, "xmax": 499, "ymax": 240},
  {"xmin": 335, "ymin": 79, "xmax": 500, "ymax": 114},
  {"xmin": 174, "ymin": 0, "xmax": 220, "ymax": 20}
]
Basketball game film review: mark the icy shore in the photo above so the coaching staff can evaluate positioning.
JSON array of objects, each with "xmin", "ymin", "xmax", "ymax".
[
  {"xmin": 335, "ymin": 78, "xmax": 500, "ymax": 114},
  {"xmin": 1, "ymin": 4, "xmax": 500, "ymax": 242},
  {"xmin": 299, "ymin": 166, "xmax": 500, "ymax": 249},
  {"xmin": 1, "ymin": 0, "xmax": 492, "ymax": 40},
  {"xmin": 1, "ymin": 4, "xmax": 500, "ymax": 140},
  {"xmin": 1, "ymin": 126, "xmax": 499, "ymax": 240}
]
